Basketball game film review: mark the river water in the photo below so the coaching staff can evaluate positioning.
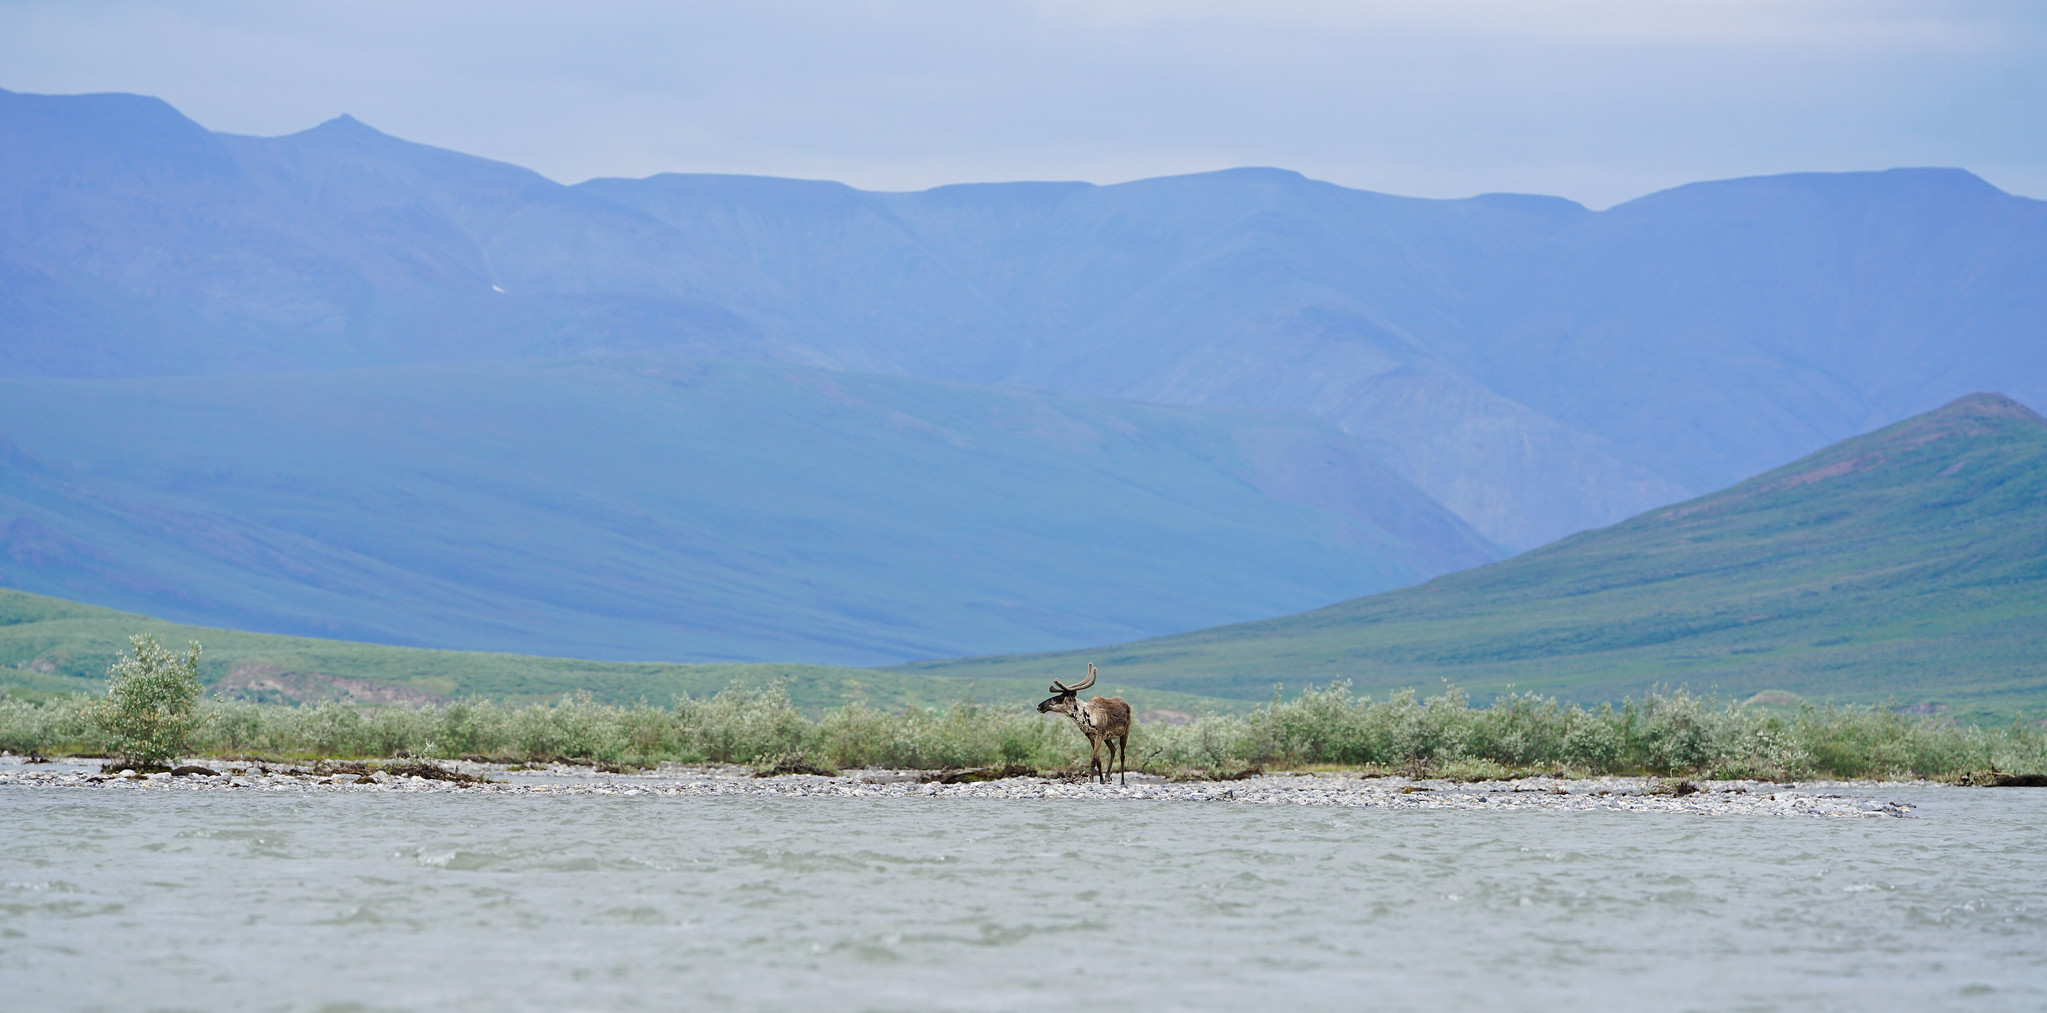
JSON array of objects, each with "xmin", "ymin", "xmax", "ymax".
[{"xmin": 3, "ymin": 781, "xmax": 2043, "ymax": 1011}]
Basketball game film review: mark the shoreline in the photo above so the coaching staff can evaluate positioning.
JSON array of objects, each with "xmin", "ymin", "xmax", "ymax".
[{"xmin": 0, "ymin": 757, "xmax": 1922, "ymax": 816}]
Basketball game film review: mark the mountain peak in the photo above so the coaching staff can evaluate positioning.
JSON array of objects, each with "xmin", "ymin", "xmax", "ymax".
[
  {"xmin": 1852, "ymin": 392, "xmax": 2046, "ymax": 458},
  {"xmin": 308, "ymin": 113, "xmax": 383, "ymax": 137},
  {"xmin": 1927, "ymin": 392, "xmax": 2046, "ymax": 424},
  {"xmin": 1682, "ymin": 392, "xmax": 2045, "ymax": 512}
]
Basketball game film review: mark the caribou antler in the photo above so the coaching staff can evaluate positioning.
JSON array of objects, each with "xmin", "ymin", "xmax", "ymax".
[
  {"xmin": 1049, "ymin": 663, "xmax": 1099, "ymax": 695},
  {"xmin": 1073, "ymin": 662, "xmax": 1097, "ymax": 692}
]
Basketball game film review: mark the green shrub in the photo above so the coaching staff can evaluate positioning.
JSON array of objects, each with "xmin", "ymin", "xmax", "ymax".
[
  {"xmin": 676, "ymin": 685, "xmax": 808, "ymax": 763},
  {"xmin": 0, "ymin": 696, "xmax": 80, "ymax": 757},
  {"xmin": 94, "ymin": 636, "xmax": 203, "ymax": 767},
  {"xmin": 1561, "ymin": 706, "xmax": 1623, "ymax": 770},
  {"xmin": 11, "ymin": 674, "xmax": 2045, "ymax": 780},
  {"xmin": 199, "ymin": 700, "xmax": 265, "ymax": 756},
  {"xmin": 1621, "ymin": 690, "xmax": 1713, "ymax": 773}
]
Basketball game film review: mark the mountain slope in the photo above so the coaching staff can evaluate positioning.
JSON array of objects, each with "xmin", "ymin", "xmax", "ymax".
[
  {"xmin": 898, "ymin": 394, "xmax": 2047, "ymax": 720},
  {"xmin": 580, "ymin": 170, "xmax": 1685, "ymax": 547},
  {"xmin": 0, "ymin": 356, "xmax": 1495, "ymax": 665},
  {"xmin": 11, "ymin": 89, "xmax": 2042, "ymax": 550}
]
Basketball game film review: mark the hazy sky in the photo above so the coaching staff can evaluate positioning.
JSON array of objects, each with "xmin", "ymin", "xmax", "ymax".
[{"xmin": 2, "ymin": 1, "xmax": 2041, "ymax": 206}]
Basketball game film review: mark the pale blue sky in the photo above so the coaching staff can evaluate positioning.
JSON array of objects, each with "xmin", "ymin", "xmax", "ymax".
[{"xmin": 2, "ymin": 0, "xmax": 2041, "ymax": 206}]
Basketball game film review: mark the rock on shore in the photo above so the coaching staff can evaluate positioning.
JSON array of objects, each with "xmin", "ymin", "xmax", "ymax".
[{"xmin": 0, "ymin": 758, "xmax": 1917, "ymax": 817}]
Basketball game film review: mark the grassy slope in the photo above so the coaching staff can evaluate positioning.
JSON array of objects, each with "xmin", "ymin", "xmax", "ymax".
[
  {"xmin": 0, "ymin": 590, "xmax": 1223, "ymax": 714},
  {"xmin": 899, "ymin": 395, "xmax": 2047, "ymax": 723}
]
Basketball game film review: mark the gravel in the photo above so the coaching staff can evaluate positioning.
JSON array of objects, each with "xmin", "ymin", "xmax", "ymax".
[{"xmin": 0, "ymin": 757, "xmax": 1919, "ymax": 816}]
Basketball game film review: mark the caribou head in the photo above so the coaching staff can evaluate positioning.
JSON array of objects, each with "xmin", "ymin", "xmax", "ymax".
[{"xmin": 1036, "ymin": 661, "xmax": 1098, "ymax": 715}]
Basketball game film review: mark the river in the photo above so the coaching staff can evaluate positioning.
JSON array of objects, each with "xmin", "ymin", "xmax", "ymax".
[{"xmin": 3, "ymin": 777, "xmax": 2042, "ymax": 1011}]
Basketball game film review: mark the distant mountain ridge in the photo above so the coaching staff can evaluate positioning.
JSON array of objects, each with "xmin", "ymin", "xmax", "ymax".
[
  {"xmin": 899, "ymin": 394, "xmax": 2047, "ymax": 720},
  {"xmin": 6, "ymin": 88, "xmax": 2041, "ymax": 550},
  {"xmin": 3, "ymin": 87, "xmax": 2044, "ymax": 671}
]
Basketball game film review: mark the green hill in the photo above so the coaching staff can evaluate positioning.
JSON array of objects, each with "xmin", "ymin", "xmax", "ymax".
[
  {"xmin": 899, "ymin": 394, "xmax": 2047, "ymax": 722},
  {"xmin": 0, "ymin": 590, "xmax": 1216, "ymax": 714}
]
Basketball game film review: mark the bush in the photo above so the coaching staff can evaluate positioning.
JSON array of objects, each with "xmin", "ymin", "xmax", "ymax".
[
  {"xmin": 675, "ymin": 685, "xmax": 808, "ymax": 763},
  {"xmin": 1560, "ymin": 707, "xmax": 1622, "ymax": 770},
  {"xmin": 94, "ymin": 636, "xmax": 203, "ymax": 768},
  {"xmin": 9, "ymin": 674, "xmax": 2044, "ymax": 781},
  {"xmin": 0, "ymin": 696, "xmax": 94, "ymax": 757}
]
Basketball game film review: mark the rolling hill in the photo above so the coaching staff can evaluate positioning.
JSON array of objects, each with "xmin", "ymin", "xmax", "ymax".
[
  {"xmin": 0, "ymin": 588, "xmax": 1212, "ymax": 714},
  {"xmin": 0, "ymin": 356, "xmax": 1493, "ymax": 665},
  {"xmin": 899, "ymin": 394, "xmax": 2047, "ymax": 722}
]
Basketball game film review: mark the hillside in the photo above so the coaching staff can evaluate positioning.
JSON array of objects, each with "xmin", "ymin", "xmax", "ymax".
[
  {"xmin": 0, "ymin": 588, "xmax": 1213, "ymax": 713},
  {"xmin": 899, "ymin": 395, "xmax": 2047, "ymax": 722},
  {"xmin": 6, "ymin": 89, "xmax": 2044, "ymax": 551},
  {"xmin": 0, "ymin": 356, "xmax": 1493, "ymax": 665}
]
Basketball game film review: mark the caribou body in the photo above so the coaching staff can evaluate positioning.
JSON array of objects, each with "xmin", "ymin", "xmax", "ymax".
[{"xmin": 1037, "ymin": 663, "xmax": 1132, "ymax": 785}]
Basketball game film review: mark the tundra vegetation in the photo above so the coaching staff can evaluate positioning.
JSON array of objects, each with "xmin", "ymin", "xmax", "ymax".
[
  {"xmin": 90, "ymin": 635, "xmax": 204, "ymax": 770},
  {"xmin": 3, "ymin": 681, "xmax": 2041, "ymax": 782}
]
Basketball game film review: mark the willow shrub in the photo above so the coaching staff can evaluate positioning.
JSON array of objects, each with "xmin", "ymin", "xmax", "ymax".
[
  {"xmin": 812, "ymin": 700, "xmax": 1081, "ymax": 770},
  {"xmin": 94, "ymin": 636, "xmax": 205, "ymax": 767},
  {"xmin": 0, "ymin": 694, "xmax": 102, "ymax": 757},
  {"xmin": 1119, "ymin": 684, "xmax": 2044, "ymax": 780},
  {"xmin": 3, "ymin": 682, "xmax": 2044, "ymax": 779}
]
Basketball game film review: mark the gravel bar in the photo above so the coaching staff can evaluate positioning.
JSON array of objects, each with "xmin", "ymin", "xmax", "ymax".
[{"xmin": 0, "ymin": 758, "xmax": 1918, "ymax": 817}]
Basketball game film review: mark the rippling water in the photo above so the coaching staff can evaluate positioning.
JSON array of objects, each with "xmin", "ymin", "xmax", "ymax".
[{"xmin": 3, "ymin": 783, "xmax": 2043, "ymax": 1011}]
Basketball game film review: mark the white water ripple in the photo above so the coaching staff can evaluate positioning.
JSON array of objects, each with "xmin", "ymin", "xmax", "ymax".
[{"xmin": 0, "ymin": 780, "xmax": 2042, "ymax": 1011}]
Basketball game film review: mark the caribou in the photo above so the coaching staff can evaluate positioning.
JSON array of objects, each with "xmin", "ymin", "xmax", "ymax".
[{"xmin": 1037, "ymin": 663, "xmax": 1132, "ymax": 785}]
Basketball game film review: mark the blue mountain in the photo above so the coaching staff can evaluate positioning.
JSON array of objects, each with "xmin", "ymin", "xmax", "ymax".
[
  {"xmin": 0, "ymin": 357, "xmax": 1494, "ymax": 664},
  {"xmin": 1, "ymin": 87, "xmax": 2040, "ymax": 664}
]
